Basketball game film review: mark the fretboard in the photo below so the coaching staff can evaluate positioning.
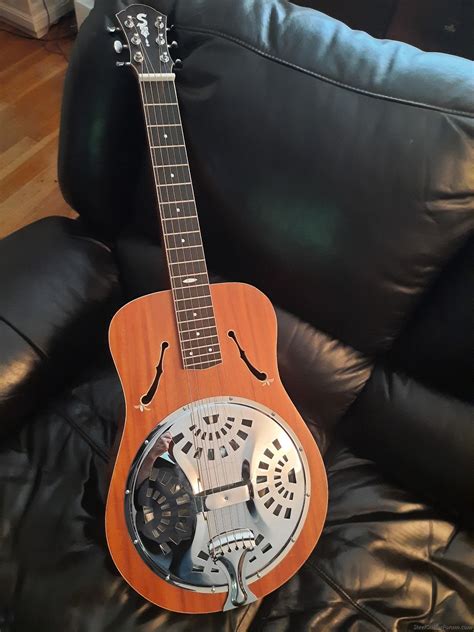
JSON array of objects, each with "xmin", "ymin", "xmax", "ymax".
[{"xmin": 138, "ymin": 75, "xmax": 222, "ymax": 370}]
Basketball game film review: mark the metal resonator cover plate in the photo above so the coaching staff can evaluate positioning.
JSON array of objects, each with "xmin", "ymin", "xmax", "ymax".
[{"xmin": 125, "ymin": 397, "xmax": 311, "ymax": 604}]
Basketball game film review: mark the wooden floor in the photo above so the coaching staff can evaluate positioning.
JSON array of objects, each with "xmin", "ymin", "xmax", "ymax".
[{"xmin": 0, "ymin": 19, "xmax": 78, "ymax": 239}]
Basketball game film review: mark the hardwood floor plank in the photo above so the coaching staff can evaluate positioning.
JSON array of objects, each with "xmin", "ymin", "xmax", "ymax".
[
  {"xmin": 0, "ymin": 19, "xmax": 78, "ymax": 239},
  {"xmin": 0, "ymin": 130, "xmax": 59, "ymax": 203},
  {"xmin": 1, "ymin": 49, "xmax": 66, "ymax": 106},
  {"xmin": 0, "ymin": 137, "xmax": 36, "ymax": 175},
  {"xmin": 0, "ymin": 151, "xmax": 73, "ymax": 236}
]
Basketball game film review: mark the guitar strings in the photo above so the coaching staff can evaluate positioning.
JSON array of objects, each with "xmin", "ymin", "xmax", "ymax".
[
  {"xmin": 138, "ymin": 29, "xmax": 232, "ymax": 544},
  {"xmin": 156, "ymin": 36, "xmax": 248, "ymax": 549},
  {"xmin": 141, "ymin": 26, "xmax": 241, "ymax": 545},
  {"xmin": 153, "ymin": 44, "xmax": 237, "ymax": 544},
  {"xmin": 136, "ymin": 34, "xmax": 216, "ymax": 543}
]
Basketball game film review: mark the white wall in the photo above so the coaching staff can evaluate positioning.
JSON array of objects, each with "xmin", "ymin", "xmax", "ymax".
[{"xmin": 74, "ymin": 0, "xmax": 93, "ymax": 29}]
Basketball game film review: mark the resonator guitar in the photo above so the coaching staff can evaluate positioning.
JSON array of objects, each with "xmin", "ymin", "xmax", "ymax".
[{"xmin": 106, "ymin": 4, "xmax": 328, "ymax": 613}]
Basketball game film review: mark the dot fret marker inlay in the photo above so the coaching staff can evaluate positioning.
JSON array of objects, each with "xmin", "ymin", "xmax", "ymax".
[{"xmin": 144, "ymin": 78, "xmax": 222, "ymax": 370}]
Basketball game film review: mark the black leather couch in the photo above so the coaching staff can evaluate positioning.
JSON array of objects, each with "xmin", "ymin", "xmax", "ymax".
[{"xmin": 1, "ymin": 1, "xmax": 473, "ymax": 630}]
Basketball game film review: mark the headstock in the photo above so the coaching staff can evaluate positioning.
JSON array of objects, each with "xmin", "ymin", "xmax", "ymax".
[{"xmin": 112, "ymin": 5, "xmax": 180, "ymax": 75}]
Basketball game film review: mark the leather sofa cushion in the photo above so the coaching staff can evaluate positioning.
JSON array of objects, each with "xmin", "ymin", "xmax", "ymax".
[
  {"xmin": 60, "ymin": 0, "xmax": 474, "ymax": 358},
  {"xmin": 115, "ymin": 230, "xmax": 374, "ymax": 448},
  {"xmin": 1, "ymin": 370, "xmax": 472, "ymax": 630},
  {"xmin": 343, "ymin": 365, "xmax": 474, "ymax": 525},
  {"xmin": 0, "ymin": 217, "xmax": 120, "ymax": 436}
]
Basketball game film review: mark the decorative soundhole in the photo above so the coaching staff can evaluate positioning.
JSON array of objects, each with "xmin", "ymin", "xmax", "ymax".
[
  {"xmin": 228, "ymin": 330, "xmax": 274, "ymax": 386},
  {"xmin": 256, "ymin": 438, "xmax": 298, "ymax": 520},
  {"xmin": 173, "ymin": 414, "xmax": 252, "ymax": 461}
]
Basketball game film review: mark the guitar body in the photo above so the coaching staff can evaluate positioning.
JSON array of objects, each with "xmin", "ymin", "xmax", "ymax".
[
  {"xmin": 106, "ymin": 5, "xmax": 328, "ymax": 613},
  {"xmin": 106, "ymin": 282, "xmax": 327, "ymax": 613}
]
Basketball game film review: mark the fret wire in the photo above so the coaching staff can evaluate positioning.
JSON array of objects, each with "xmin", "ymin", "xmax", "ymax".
[
  {"xmin": 180, "ymin": 328, "xmax": 218, "ymax": 336},
  {"xmin": 173, "ymin": 295, "xmax": 212, "ymax": 303},
  {"xmin": 178, "ymin": 316, "xmax": 217, "ymax": 332},
  {"xmin": 181, "ymin": 332, "xmax": 219, "ymax": 342},
  {"xmin": 172, "ymin": 290, "xmax": 209, "ymax": 298},
  {"xmin": 157, "ymin": 182, "xmax": 193, "ymax": 187},
  {"xmin": 171, "ymin": 279, "xmax": 210, "ymax": 287},
  {"xmin": 178, "ymin": 316, "xmax": 214, "ymax": 325},
  {"xmin": 151, "ymin": 144, "xmax": 185, "ymax": 149},
  {"xmin": 158, "ymin": 199, "xmax": 195, "ymax": 205},
  {"xmin": 154, "ymin": 163, "xmax": 189, "ymax": 168},
  {"xmin": 184, "ymin": 354, "xmax": 220, "ymax": 363},
  {"xmin": 177, "ymin": 305, "xmax": 211, "ymax": 310},
  {"xmin": 167, "ymin": 248, "xmax": 204, "ymax": 254},
  {"xmin": 165, "ymin": 230, "xmax": 201, "ymax": 236},
  {"xmin": 171, "ymin": 275, "xmax": 207, "ymax": 282},
  {"xmin": 173, "ymin": 290, "xmax": 210, "ymax": 297},
  {"xmin": 181, "ymin": 339, "xmax": 220, "ymax": 350},
  {"xmin": 179, "ymin": 324, "xmax": 217, "ymax": 333},
  {"xmin": 163, "ymin": 215, "xmax": 197, "ymax": 222},
  {"xmin": 171, "ymin": 276, "xmax": 208, "ymax": 284},
  {"xmin": 171, "ymin": 282, "xmax": 209, "ymax": 290},
  {"xmin": 171, "ymin": 272, "xmax": 209, "ymax": 280},
  {"xmin": 173, "ymin": 293, "xmax": 211, "ymax": 301},
  {"xmin": 183, "ymin": 350, "xmax": 222, "ymax": 359},
  {"xmin": 143, "ymin": 80, "xmax": 222, "ymax": 368},
  {"xmin": 184, "ymin": 360, "xmax": 221, "ymax": 369}
]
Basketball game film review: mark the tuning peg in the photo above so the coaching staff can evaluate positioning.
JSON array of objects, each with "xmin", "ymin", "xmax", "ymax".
[
  {"xmin": 173, "ymin": 58, "xmax": 183, "ymax": 69},
  {"xmin": 166, "ymin": 24, "xmax": 174, "ymax": 32},
  {"xmin": 168, "ymin": 40, "xmax": 178, "ymax": 49},
  {"xmin": 107, "ymin": 26, "xmax": 121, "ymax": 34},
  {"xmin": 113, "ymin": 40, "xmax": 128, "ymax": 54},
  {"xmin": 116, "ymin": 61, "xmax": 132, "ymax": 67}
]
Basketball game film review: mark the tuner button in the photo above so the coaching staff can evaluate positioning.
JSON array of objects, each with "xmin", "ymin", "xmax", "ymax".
[
  {"xmin": 168, "ymin": 40, "xmax": 178, "ymax": 49},
  {"xmin": 113, "ymin": 40, "xmax": 128, "ymax": 54},
  {"xmin": 116, "ymin": 61, "xmax": 131, "ymax": 67},
  {"xmin": 107, "ymin": 26, "xmax": 121, "ymax": 34},
  {"xmin": 166, "ymin": 24, "xmax": 175, "ymax": 32}
]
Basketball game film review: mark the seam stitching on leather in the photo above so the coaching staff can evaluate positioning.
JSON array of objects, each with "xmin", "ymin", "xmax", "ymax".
[
  {"xmin": 0, "ymin": 316, "xmax": 47, "ymax": 361},
  {"xmin": 54, "ymin": 407, "xmax": 110, "ymax": 463},
  {"xmin": 306, "ymin": 559, "xmax": 389, "ymax": 631},
  {"xmin": 71, "ymin": 235, "xmax": 113, "ymax": 253},
  {"xmin": 178, "ymin": 26, "xmax": 474, "ymax": 119}
]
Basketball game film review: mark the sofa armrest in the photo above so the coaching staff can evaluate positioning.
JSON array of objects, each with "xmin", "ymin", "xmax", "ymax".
[{"xmin": 0, "ymin": 217, "xmax": 120, "ymax": 437}]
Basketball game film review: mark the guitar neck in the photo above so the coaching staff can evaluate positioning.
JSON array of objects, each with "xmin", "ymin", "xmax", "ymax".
[{"xmin": 139, "ymin": 76, "xmax": 222, "ymax": 370}]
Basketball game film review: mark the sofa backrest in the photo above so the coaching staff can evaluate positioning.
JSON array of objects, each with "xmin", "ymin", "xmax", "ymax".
[{"xmin": 58, "ymin": 0, "xmax": 474, "ymax": 520}]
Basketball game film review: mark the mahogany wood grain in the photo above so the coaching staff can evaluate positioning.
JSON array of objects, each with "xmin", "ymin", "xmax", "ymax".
[{"xmin": 106, "ymin": 282, "xmax": 328, "ymax": 614}]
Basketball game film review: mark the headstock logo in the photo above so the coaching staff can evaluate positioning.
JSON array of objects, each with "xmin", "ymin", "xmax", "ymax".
[{"xmin": 136, "ymin": 13, "xmax": 150, "ymax": 46}]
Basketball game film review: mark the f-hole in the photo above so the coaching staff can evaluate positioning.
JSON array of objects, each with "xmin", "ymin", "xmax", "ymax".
[
  {"xmin": 141, "ymin": 341, "xmax": 169, "ymax": 406},
  {"xmin": 228, "ymin": 331, "xmax": 268, "ymax": 382}
]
